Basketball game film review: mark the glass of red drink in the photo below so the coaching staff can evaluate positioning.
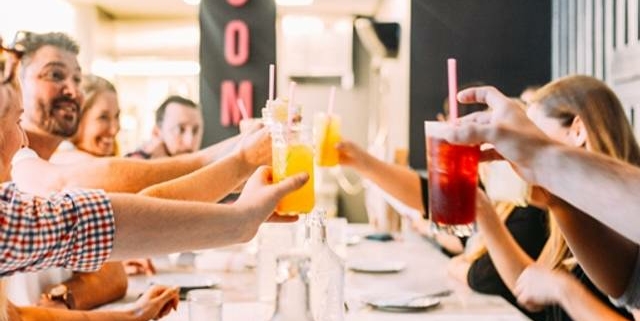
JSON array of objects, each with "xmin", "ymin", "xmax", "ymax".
[{"xmin": 425, "ymin": 121, "xmax": 480, "ymax": 237}]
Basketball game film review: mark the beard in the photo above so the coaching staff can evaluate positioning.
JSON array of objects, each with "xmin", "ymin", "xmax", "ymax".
[{"xmin": 41, "ymin": 97, "xmax": 81, "ymax": 138}]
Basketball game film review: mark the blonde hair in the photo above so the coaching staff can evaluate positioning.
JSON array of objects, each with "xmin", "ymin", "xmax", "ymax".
[
  {"xmin": 468, "ymin": 75, "xmax": 640, "ymax": 271},
  {"xmin": 533, "ymin": 75, "xmax": 640, "ymax": 270}
]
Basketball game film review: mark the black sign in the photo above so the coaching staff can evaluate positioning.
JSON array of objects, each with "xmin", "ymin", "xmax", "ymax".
[{"xmin": 199, "ymin": 0, "xmax": 276, "ymax": 147}]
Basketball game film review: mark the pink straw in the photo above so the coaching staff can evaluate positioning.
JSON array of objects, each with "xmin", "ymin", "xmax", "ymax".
[
  {"xmin": 236, "ymin": 98, "xmax": 249, "ymax": 120},
  {"xmin": 268, "ymin": 64, "xmax": 275, "ymax": 101},
  {"xmin": 327, "ymin": 86, "xmax": 336, "ymax": 116},
  {"xmin": 447, "ymin": 58, "xmax": 458, "ymax": 121},
  {"xmin": 287, "ymin": 81, "xmax": 297, "ymax": 127}
]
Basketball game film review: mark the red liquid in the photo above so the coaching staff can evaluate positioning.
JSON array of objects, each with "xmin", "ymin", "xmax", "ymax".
[{"xmin": 426, "ymin": 137, "xmax": 480, "ymax": 225}]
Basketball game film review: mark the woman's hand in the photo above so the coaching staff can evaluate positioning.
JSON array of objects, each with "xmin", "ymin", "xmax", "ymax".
[
  {"xmin": 129, "ymin": 285, "xmax": 179, "ymax": 321},
  {"xmin": 514, "ymin": 264, "xmax": 566, "ymax": 312},
  {"xmin": 235, "ymin": 166, "xmax": 308, "ymax": 228},
  {"xmin": 336, "ymin": 140, "xmax": 368, "ymax": 170}
]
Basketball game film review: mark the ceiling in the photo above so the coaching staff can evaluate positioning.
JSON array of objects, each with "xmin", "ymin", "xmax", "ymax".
[{"xmin": 66, "ymin": 0, "xmax": 381, "ymax": 20}]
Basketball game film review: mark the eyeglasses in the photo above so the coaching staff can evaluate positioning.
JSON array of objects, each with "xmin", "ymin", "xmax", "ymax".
[{"xmin": 0, "ymin": 31, "xmax": 27, "ymax": 86}]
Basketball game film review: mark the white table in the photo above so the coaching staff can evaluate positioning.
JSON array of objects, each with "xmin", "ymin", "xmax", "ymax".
[{"xmin": 107, "ymin": 224, "xmax": 528, "ymax": 321}]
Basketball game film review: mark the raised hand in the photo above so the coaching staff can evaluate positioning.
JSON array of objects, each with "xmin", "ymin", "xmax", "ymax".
[
  {"xmin": 335, "ymin": 140, "xmax": 368, "ymax": 170},
  {"xmin": 235, "ymin": 166, "xmax": 308, "ymax": 226},
  {"xmin": 234, "ymin": 127, "xmax": 272, "ymax": 169}
]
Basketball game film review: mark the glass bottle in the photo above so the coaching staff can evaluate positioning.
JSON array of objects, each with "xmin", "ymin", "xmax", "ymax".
[
  {"xmin": 270, "ymin": 254, "xmax": 315, "ymax": 321},
  {"xmin": 306, "ymin": 209, "xmax": 345, "ymax": 321}
]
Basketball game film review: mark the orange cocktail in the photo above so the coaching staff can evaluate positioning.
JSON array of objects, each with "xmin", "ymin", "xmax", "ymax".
[
  {"xmin": 314, "ymin": 113, "xmax": 341, "ymax": 167},
  {"xmin": 272, "ymin": 126, "xmax": 315, "ymax": 215}
]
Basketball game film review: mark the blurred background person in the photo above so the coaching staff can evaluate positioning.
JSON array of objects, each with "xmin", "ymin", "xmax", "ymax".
[{"xmin": 126, "ymin": 95, "xmax": 202, "ymax": 159}]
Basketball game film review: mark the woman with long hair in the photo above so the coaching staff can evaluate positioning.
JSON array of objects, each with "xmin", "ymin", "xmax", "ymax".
[{"xmin": 465, "ymin": 75, "xmax": 639, "ymax": 320}]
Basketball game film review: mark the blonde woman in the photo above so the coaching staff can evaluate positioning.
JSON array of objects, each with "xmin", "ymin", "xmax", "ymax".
[{"xmin": 452, "ymin": 75, "xmax": 638, "ymax": 320}]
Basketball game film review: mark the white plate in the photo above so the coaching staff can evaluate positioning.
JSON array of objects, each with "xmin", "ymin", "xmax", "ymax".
[
  {"xmin": 147, "ymin": 272, "xmax": 221, "ymax": 288},
  {"xmin": 363, "ymin": 292, "xmax": 441, "ymax": 312},
  {"xmin": 347, "ymin": 259, "xmax": 406, "ymax": 273}
]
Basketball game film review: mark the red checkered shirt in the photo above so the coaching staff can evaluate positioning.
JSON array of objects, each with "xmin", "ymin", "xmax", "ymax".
[{"xmin": 0, "ymin": 182, "xmax": 115, "ymax": 276}]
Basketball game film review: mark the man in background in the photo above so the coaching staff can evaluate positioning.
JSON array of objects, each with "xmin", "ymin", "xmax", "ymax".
[{"xmin": 127, "ymin": 95, "xmax": 203, "ymax": 159}]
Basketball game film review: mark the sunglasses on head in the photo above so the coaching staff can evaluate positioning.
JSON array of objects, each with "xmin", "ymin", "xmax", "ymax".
[{"xmin": 0, "ymin": 31, "xmax": 28, "ymax": 86}]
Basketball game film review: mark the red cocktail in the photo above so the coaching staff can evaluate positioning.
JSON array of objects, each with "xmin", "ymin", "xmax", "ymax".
[{"xmin": 425, "ymin": 130, "xmax": 479, "ymax": 236}]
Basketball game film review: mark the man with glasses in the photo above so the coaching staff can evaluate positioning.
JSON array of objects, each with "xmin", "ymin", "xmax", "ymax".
[{"xmin": 127, "ymin": 95, "xmax": 204, "ymax": 159}]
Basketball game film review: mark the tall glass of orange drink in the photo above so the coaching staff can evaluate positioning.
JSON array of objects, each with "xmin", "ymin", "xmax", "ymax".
[
  {"xmin": 314, "ymin": 113, "xmax": 341, "ymax": 167},
  {"xmin": 272, "ymin": 124, "xmax": 315, "ymax": 215}
]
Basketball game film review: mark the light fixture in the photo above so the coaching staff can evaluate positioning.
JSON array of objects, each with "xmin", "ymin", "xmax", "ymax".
[
  {"xmin": 275, "ymin": 0, "xmax": 314, "ymax": 6},
  {"xmin": 183, "ymin": 0, "xmax": 201, "ymax": 6}
]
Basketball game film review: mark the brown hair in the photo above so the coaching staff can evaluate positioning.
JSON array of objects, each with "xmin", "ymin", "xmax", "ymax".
[{"xmin": 532, "ymin": 75, "xmax": 640, "ymax": 269}]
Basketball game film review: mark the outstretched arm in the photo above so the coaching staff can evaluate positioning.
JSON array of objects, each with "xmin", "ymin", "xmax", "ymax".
[
  {"xmin": 12, "ymin": 135, "xmax": 241, "ymax": 195},
  {"xmin": 108, "ymin": 166, "xmax": 308, "ymax": 260},
  {"xmin": 546, "ymin": 195, "xmax": 638, "ymax": 298},
  {"xmin": 473, "ymin": 189, "xmax": 534, "ymax": 291},
  {"xmin": 139, "ymin": 128, "xmax": 271, "ymax": 202},
  {"xmin": 337, "ymin": 140, "xmax": 423, "ymax": 212}
]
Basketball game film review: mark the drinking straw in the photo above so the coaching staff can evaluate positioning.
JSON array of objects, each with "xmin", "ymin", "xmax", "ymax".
[
  {"xmin": 447, "ymin": 58, "xmax": 458, "ymax": 121},
  {"xmin": 236, "ymin": 98, "xmax": 249, "ymax": 120},
  {"xmin": 269, "ymin": 64, "xmax": 275, "ymax": 102},
  {"xmin": 287, "ymin": 81, "xmax": 297, "ymax": 128},
  {"xmin": 327, "ymin": 86, "xmax": 336, "ymax": 116}
]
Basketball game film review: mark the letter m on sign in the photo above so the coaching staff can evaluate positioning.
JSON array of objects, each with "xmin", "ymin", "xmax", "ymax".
[{"xmin": 220, "ymin": 80, "xmax": 253, "ymax": 126}]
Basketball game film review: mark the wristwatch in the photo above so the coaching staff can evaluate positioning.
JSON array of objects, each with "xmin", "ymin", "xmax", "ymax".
[{"xmin": 47, "ymin": 284, "xmax": 75, "ymax": 309}]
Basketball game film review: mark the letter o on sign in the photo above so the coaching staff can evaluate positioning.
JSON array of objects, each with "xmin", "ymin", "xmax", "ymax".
[
  {"xmin": 227, "ymin": 0, "xmax": 249, "ymax": 7},
  {"xmin": 225, "ymin": 20, "xmax": 250, "ymax": 66}
]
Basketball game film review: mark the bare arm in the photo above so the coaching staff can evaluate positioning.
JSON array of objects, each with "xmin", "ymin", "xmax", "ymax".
[
  {"xmin": 474, "ymin": 189, "xmax": 534, "ymax": 291},
  {"xmin": 337, "ymin": 140, "xmax": 423, "ymax": 211},
  {"xmin": 139, "ymin": 128, "xmax": 271, "ymax": 202},
  {"xmin": 547, "ymin": 195, "xmax": 638, "ymax": 297},
  {"xmin": 531, "ymin": 146, "xmax": 640, "ymax": 245},
  {"xmin": 12, "ymin": 285, "xmax": 179, "ymax": 321},
  {"xmin": 61, "ymin": 263, "xmax": 127, "ymax": 310},
  {"xmin": 515, "ymin": 265, "xmax": 630, "ymax": 321},
  {"xmin": 108, "ymin": 167, "xmax": 308, "ymax": 260},
  {"xmin": 12, "ymin": 135, "xmax": 242, "ymax": 195}
]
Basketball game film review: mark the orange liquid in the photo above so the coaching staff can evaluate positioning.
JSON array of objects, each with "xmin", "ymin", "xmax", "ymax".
[
  {"xmin": 273, "ymin": 143, "xmax": 315, "ymax": 215},
  {"xmin": 315, "ymin": 115, "xmax": 341, "ymax": 167}
]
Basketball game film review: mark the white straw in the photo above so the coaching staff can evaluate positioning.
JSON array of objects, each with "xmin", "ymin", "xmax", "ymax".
[
  {"xmin": 269, "ymin": 64, "xmax": 275, "ymax": 101},
  {"xmin": 236, "ymin": 98, "xmax": 249, "ymax": 120}
]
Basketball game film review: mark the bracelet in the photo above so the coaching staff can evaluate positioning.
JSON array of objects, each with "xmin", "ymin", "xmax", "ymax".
[{"xmin": 11, "ymin": 148, "xmax": 39, "ymax": 166}]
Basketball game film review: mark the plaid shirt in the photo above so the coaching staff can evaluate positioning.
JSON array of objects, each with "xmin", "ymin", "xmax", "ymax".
[{"xmin": 0, "ymin": 183, "xmax": 115, "ymax": 277}]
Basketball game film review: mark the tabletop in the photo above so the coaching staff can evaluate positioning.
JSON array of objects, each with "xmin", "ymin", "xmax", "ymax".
[{"xmin": 102, "ymin": 223, "xmax": 529, "ymax": 321}]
